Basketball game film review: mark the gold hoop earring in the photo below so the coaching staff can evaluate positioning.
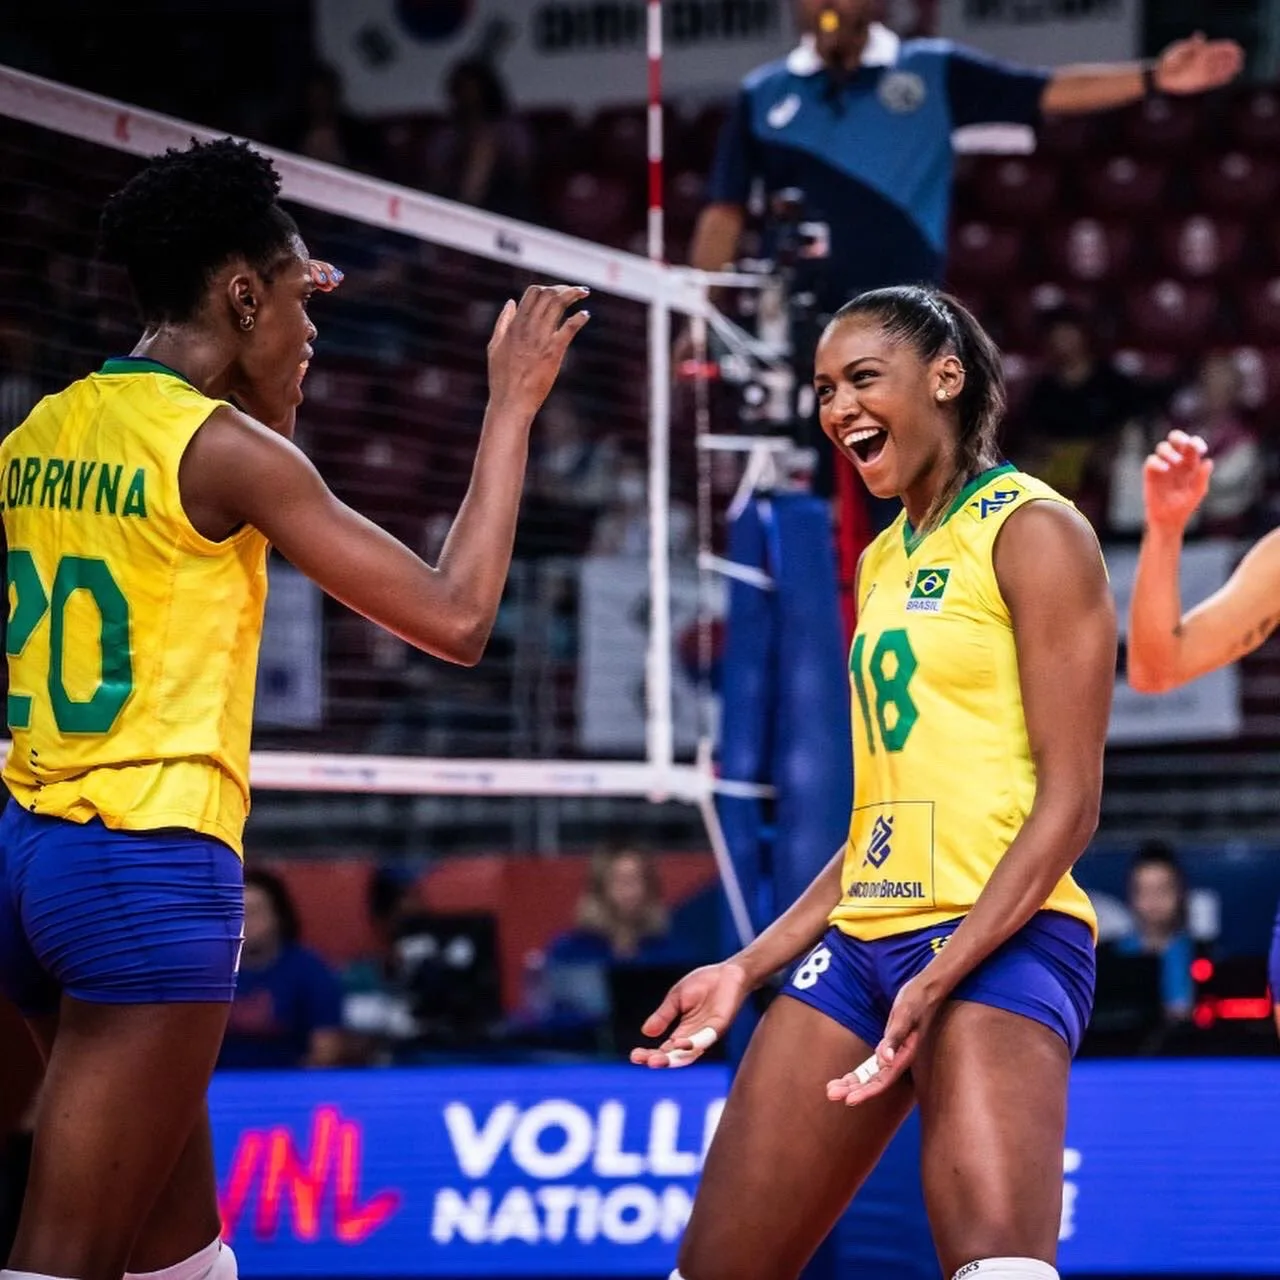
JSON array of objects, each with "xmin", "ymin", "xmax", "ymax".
[{"xmin": 239, "ymin": 314, "xmax": 255, "ymax": 332}]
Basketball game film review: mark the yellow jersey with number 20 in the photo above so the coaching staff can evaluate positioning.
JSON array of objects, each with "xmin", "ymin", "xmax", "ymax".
[
  {"xmin": 829, "ymin": 464, "xmax": 1099, "ymax": 942},
  {"xmin": 0, "ymin": 358, "xmax": 268, "ymax": 855}
]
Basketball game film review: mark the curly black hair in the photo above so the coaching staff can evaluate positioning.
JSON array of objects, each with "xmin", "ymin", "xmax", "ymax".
[{"xmin": 99, "ymin": 137, "xmax": 300, "ymax": 324}]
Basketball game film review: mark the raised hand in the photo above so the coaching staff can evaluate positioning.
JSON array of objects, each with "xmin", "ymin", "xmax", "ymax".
[
  {"xmin": 487, "ymin": 284, "xmax": 590, "ymax": 418},
  {"xmin": 1155, "ymin": 32, "xmax": 1244, "ymax": 95},
  {"xmin": 630, "ymin": 960, "xmax": 752, "ymax": 1069},
  {"xmin": 1143, "ymin": 428, "xmax": 1213, "ymax": 534}
]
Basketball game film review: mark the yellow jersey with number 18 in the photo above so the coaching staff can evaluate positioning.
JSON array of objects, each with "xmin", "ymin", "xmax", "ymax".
[
  {"xmin": 829, "ymin": 464, "xmax": 1099, "ymax": 942},
  {"xmin": 0, "ymin": 358, "xmax": 268, "ymax": 855}
]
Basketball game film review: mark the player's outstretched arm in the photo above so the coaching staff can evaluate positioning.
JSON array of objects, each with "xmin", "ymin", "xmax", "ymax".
[
  {"xmin": 181, "ymin": 284, "xmax": 589, "ymax": 665},
  {"xmin": 1130, "ymin": 429, "xmax": 1280, "ymax": 692}
]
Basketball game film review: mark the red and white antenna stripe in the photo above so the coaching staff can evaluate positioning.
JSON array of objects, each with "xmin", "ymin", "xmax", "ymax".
[{"xmin": 647, "ymin": 0, "xmax": 664, "ymax": 262}]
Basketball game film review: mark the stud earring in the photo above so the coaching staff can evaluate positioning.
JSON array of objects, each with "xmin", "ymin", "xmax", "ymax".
[
  {"xmin": 240, "ymin": 314, "xmax": 255, "ymax": 332},
  {"xmin": 936, "ymin": 387, "xmax": 947, "ymax": 401}
]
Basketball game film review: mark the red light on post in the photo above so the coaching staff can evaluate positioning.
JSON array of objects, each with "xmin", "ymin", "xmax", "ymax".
[
  {"xmin": 1190, "ymin": 957, "xmax": 1214, "ymax": 983},
  {"xmin": 1192, "ymin": 1002, "xmax": 1215, "ymax": 1028}
]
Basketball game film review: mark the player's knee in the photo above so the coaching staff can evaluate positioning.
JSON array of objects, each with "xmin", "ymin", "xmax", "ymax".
[{"xmin": 952, "ymin": 1259, "xmax": 1059, "ymax": 1280}]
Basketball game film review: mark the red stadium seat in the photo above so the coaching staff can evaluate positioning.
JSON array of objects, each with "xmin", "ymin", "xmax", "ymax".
[
  {"xmin": 1002, "ymin": 281, "xmax": 1101, "ymax": 350},
  {"xmin": 1045, "ymin": 218, "xmax": 1135, "ymax": 284},
  {"xmin": 1236, "ymin": 277, "xmax": 1280, "ymax": 346},
  {"xmin": 1000, "ymin": 351, "xmax": 1041, "ymax": 420},
  {"xmin": 667, "ymin": 169, "xmax": 707, "ymax": 237},
  {"xmin": 1123, "ymin": 279, "xmax": 1218, "ymax": 352},
  {"xmin": 1077, "ymin": 154, "xmax": 1169, "ymax": 217},
  {"xmin": 547, "ymin": 172, "xmax": 635, "ymax": 246},
  {"xmin": 1119, "ymin": 95, "xmax": 1203, "ymax": 155},
  {"xmin": 1229, "ymin": 345, "xmax": 1280, "ymax": 411},
  {"xmin": 1112, "ymin": 348, "xmax": 1184, "ymax": 385},
  {"xmin": 972, "ymin": 155, "xmax": 1060, "ymax": 221},
  {"xmin": 1229, "ymin": 87, "xmax": 1280, "ymax": 151},
  {"xmin": 589, "ymin": 106, "xmax": 649, "ymax": 176},
  {"xmin": 524, "ymin": 108, "xmax": 584, "ymax": 173},
  {"xmin": 947, "ymin": 221, "xmax": 1025, "ymax": 284},
  {"xmin": 1035, "ymin": 113, "xmax": 1105, "ymax": 159},
  {"xmin": 1195, "ymin": 151, "xmax": 1280, "ymax": 216},
  {"xmin": 1156, "ymin": 215, "xmax": 1247, "ymax": 279}
]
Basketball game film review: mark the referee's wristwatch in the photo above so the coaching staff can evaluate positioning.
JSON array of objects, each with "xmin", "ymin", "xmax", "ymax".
[{"xmin": 1141, "ymin": 60, "xmax": 1161, "ymax": 97}]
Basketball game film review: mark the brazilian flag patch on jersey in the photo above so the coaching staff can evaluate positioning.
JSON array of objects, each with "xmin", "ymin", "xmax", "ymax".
[{"xmin": 906, "ymin": 567, "xmax": 950, "ymax": 613}]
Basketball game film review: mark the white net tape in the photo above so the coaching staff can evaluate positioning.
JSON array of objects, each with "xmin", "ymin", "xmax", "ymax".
[{"xmin": 0, "ymin": 66, "xmax": 769, "ymax": 937}]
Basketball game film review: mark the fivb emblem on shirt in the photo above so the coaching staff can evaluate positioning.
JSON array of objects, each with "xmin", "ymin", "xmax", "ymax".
[
  {"xmin": 906, "ymin": 567, "xmax": 950, "ymax": 614},
  {"xmin": 767, "ymin": 93, "xmax": 801, "ymax": 130},
  {"xmin": 971, "ymin": 489, "xmax": 1021, "ymax": 520}
]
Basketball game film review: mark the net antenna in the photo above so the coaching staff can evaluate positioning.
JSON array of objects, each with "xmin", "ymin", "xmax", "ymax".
[{"xmin": 0, "ymin": 63, "xmax": 772, "ymax": 947}]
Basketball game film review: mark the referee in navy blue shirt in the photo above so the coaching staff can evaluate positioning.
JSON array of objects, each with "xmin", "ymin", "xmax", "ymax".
[
  {"xmin": 695, "ymin": 1, "xmax": 1241, "ymax": 310},
  {"xmin": 692, "ymin": 0, "xmax": 1241, "ymax": 518}
]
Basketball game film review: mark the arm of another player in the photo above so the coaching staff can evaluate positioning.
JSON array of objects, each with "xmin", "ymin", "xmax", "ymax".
[
  {"xmin": 1129, "ymin": 429, "xmax": 1280, "ymax": 692},
  {"xmin": 831, "ymin": 503, "xmax": 1114, "ymax": 1105},
  {"xmin": 1041, "ymin": 32, "xmax": 1243, "ymax": 114},
  {"xmin": 182, "ymin": 285, "xmax": 588, "ymax": 666}
]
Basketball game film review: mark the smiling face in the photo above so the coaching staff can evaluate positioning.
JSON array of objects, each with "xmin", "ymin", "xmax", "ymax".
[{"xmin": 813, "ymin": 314, "xmax": 965, "ymax": 510}]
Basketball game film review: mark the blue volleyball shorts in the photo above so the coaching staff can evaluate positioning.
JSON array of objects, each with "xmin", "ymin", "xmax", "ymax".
[
  {"xmin": 782, "ymin": 910, "xmax": 1097, "ymax": 1056},
  {"xmin": 0, "ymin": 802, "xmax": 244, "ymax": 1016}
]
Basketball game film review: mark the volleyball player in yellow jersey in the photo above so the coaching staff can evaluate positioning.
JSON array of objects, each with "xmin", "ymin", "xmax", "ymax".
[
  {"xmin": 1125, "ymin": 427, "xmax": 1280, "ymax": 1038},
  {"xmin": 0, "ymin": 138, "xmax": 587, "ymax": 1280},
  {"xmin": 633, "ymin": 286, "xmax": 1116, "ymax": 1280}
]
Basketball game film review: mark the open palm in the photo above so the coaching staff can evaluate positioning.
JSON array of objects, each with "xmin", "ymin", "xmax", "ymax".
[
  {"xmin": 1156, "ymin": 33, "xmax": 1244, "ymax": 95},
  {"xmin": 1143, "ymin": 429, "xmax": 1213, "ymax": 531}
]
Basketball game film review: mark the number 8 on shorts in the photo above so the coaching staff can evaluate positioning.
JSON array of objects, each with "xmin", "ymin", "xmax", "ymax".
[{"xmin": 793, "ymin": 944, "xmax": 832, "ymax": 990}]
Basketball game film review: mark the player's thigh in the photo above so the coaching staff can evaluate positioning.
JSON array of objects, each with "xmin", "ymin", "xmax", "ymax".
[
  {"xmin": 10, "ymin": 996, "xmax": 230, "ymax": 1280},
  {"xmin": 127, "ymin": 1105, "xmax": 224, "ymax": 1274},
  {"xmin": 677, "ymin": 994, "xmax": 913, "ymax": 1280},
  {"xmin": 914, "ymin": 1000, "xmax": 1070, "ymax": 1277}
]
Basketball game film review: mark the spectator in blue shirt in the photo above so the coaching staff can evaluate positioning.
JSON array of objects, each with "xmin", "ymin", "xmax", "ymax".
[
  {"xmin": 1115, "ymin": 842, "xmax": 1196, "ymax": 1020},
  {"xmin": 218, "ymin": 869, "xmax": 347, "ymax": 1069}
]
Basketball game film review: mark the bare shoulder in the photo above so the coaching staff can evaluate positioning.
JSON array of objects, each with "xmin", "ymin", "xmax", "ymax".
[{"xmin": 993, "ymin": 500, "xmax": 1107, "ymax": 599}]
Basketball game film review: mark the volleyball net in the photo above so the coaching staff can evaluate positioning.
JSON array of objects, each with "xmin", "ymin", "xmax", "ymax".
[{"xmin": 0, "ymin": 64, "xmax": 780, "ymax": 929}]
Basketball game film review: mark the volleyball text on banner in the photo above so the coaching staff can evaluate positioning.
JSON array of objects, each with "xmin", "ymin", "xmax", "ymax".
[{"xmin": 316, "ymin": 0, "xmax": 800, "ymax": 113}]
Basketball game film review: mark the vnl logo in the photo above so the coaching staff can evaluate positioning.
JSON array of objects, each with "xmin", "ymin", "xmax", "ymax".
[
  {"xmin": 864, "ymin": 815, "xmax": 894, "ymax": 868},
  {"xmin": 906, "ymin": 568, "xmax": 949, "ymax": 614}
]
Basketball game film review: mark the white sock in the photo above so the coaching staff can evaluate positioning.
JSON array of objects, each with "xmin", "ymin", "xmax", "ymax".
[
  {"xmin": 669, "ymin": 1272, "xmax": 687, "ymax": 1280},
  {"xmin": 124, "ymin": 1238, "xmax": 226, "ymax": 1280},
  {"xmin": 953, "ymin": 1260, "xmax": 1058, "ymax": 1280}
]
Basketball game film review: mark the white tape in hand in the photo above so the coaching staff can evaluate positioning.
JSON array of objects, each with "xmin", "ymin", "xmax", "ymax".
[
  {"xmin": 852, "ymin": 1054, "xmax": 881, "ymax": 1087},
  {"xmin": 666, "ymin": 1026, "xmax": 718, "ymax": 1068}
]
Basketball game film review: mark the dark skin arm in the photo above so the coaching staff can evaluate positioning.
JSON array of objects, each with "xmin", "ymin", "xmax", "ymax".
[
  {"xmin": 831, "ymin": 502, "xmax": 1116, "ymax": 1103},
  {"xmin": 180, "ymin": 285, "xmax": 588, "ymax": 666}
]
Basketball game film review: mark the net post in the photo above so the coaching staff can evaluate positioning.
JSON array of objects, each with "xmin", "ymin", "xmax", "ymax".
[
  {"xmin": 646, "ymin": 0, "xmax": 664, "ymax": 263},
  {"xmin": 646, "ymin": 286, "xmax": 674, "ymax": 781}
]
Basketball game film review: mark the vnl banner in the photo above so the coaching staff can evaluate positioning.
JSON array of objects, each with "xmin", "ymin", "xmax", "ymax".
[
  {"xmin": 318, "ymin": 0, "xmax": 802, "ymax": 114},
  {"xmin": 937, "ymin": 0, "xmax": 1140, "ymax": 67},
  {"xmin": 209, "ymin": 1061, "xmax": 1280, "ymax": 1276}
]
